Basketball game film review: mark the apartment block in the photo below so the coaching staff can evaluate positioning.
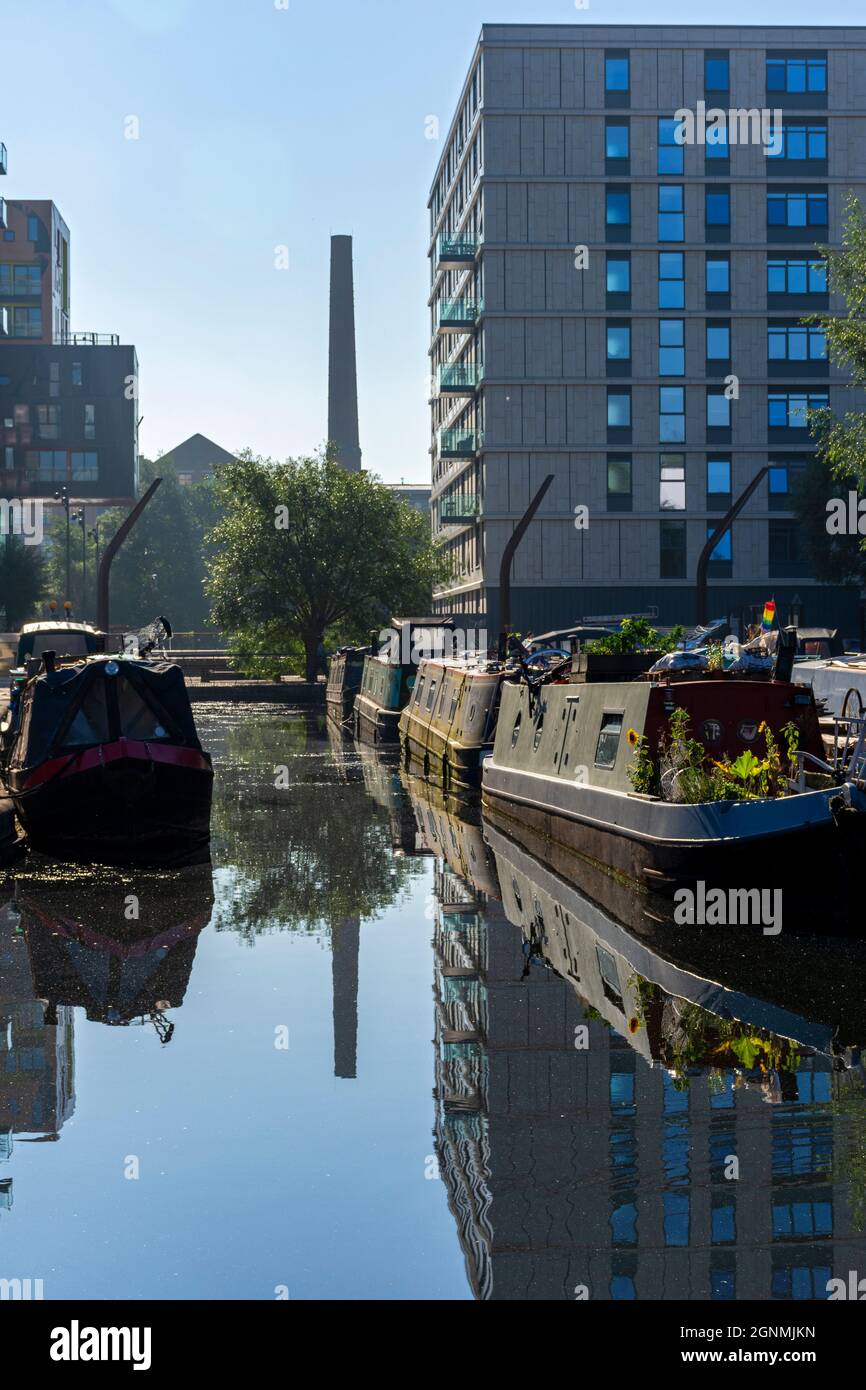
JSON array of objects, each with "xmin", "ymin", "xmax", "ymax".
[{"xmin": 428, "ymin": 25, "xmax": 866, "ymax": 637}]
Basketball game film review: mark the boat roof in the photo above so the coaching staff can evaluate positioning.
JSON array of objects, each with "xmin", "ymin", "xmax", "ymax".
[{"xmin": 20, "ymin": 621, "xmax": 105, "ymax": 636}]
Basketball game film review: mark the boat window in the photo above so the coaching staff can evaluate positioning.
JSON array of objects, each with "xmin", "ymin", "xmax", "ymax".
[
  {"xmin": 594, "ymin": 712, "xmax": 624, "ymax": 768},
  {"xmin": 414, "ymin": 676, "xmax": 425, "ymax": 705},
  {"xmin": 29, "ymin": 632, "xmax": 91, "ymax": 661},
  {"xmin": 426, "ymin": 679, "xmax": 438, "ymax": 710},
  {"xmin": 117, "ymin": 680, "xmax": 171, "ymax": 739},
  {"xmin": 468, "ymin": 703, "xmax": 476, "ymax": 722},
  {"xmin": 511, "ymin": 711, "xmax": 522, "ymax": 747},
  {"xmin": 448, "ymin": 692, "xmax": 459, "ymax": 722},
  {"xmin": 64, "ymin": 684, "xmax": 111, "ymax": 746},
  {"xmin": 532, "ymin": 708, "xmax": 545, "ymax": 752}
]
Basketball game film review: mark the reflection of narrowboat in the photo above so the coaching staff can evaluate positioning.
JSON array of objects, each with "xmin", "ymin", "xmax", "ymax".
[
  {"xmin": 18, "ymin": 866, "xmax": 213, "ymax": 1036},
  {"xmin": 486, "ymin": 821, "xmax": 866, "ymax": 1065},
  {"xmin": 2, "ymin": 643, "xmax": 213, "ymax": 867},
  {"xmin": 483, "ymin": 664, "xmax": 866, "ymax": 910},
  {"xmin": 353, "ymin": 618, "xmax": 453, "ymax": 744},
  {"xmin": 325, "ymin": 646, "xmax": 369, "ymax": 725}
]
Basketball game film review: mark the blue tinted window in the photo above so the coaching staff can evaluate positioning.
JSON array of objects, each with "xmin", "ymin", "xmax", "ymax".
[
  {"xmin": 607, "ymin": 257, "xmax": 630, "ymax": 293},
  {"xmin": 705, "ymin": 55, "xmax": 729, "ymax": 91},
  {"xmin": 606, "ymin": 56, "xmax": 629, "ymax": 91},
  {"xmin": 608, "ymin": 392, "xmax": 631, "ymax": 427},
  {"xmin": 706, "ymin": 324, "xmax": 730, "ymax": 358},
  {"xmin": 707, "ymin": 458, "xmax": 731, "ymax": 494},
  {"xmin": 607, "ymin": 191, "xmax": 631, "ymax": 225},
  {"xmin": 706, "ymin": 190, "xmax": 730, "ymax": 225},
  {"xmin": 606, "ymin": 124, "xmax": 629, "ymax": 158},
  {"xmin": 706, "ymin": 258, "xmax": 729, "ymax": 293},
  {"xmin": 607, "ymin": 325, "xmax": 631, "ymax": 359},
  {"xmin": 707, "ymin": 393, "xmax": 730, "ymax": 428},
  {"xmin": 658, "ymin": 185, "xmax": 684, "ymax": 241},
  {"xmin": 658, "ymin": 118, "xmax": 683, "ymax": 174},
  {"xmin": 708, "ymin": 525, "xmax": 732, "ymax": 560}
]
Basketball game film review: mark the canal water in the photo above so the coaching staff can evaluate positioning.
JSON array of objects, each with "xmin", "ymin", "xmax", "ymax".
[{"xmin": 1, "ymin": 704, "xmax": 865, "ymax": 1301}]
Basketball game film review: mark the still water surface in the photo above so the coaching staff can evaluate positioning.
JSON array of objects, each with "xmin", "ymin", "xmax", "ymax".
[{"xmin": 1, "ymin": 705, "xmax": 865, "ymax": 1300}]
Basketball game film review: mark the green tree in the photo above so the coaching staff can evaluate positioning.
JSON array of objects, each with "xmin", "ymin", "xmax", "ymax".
[
  {"xmin": 205, "ymin": 450, "xmax": 443, "ymax": 681},
  {"xmin": 44, "ymin": 457, "xmax": 221, "ymax": 630},
  {"xmin": 0, "ymin": 534, "xmax": 46, "ymax": 629},
  {"xmin": 809, "ymin": 196, "xmax": 866, "ymax": 488},
  {"xmin": 792, "ymin": 455, "xmax": 866, "ymax": 585}
]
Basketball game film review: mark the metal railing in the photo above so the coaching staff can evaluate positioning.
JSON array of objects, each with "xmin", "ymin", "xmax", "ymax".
[
  {"xmin": 438, "ymin": 231, "xmax": 478, "ymax": 262},
  {"xmin": 438, "ymin": 427, "xmax": 482, "ymax": 457},
  {"xmin": 59, "ymin": 332, "xmax": 120, "ymax": 347},
  {"xmin": 440, "ymin": 494, "xmax": 480, "ymax": 521},
  {"xmin": 437, "ymin": 297, "xmax": 483, "ymax": 329}
]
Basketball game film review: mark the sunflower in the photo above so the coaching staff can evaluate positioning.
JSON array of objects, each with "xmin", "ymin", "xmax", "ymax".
[
  {"xmin": 758, "ymin": 720, "xmax": 767, "ymax": 733},
  {"xmin": 627, "ymin": 727, "xmax": 641, "ymax": 747}
]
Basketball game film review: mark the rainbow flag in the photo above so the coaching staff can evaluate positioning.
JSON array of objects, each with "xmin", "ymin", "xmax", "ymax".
[{"xmin": 761, "ymin": 599, "xmax": 776, "ymax": 631}]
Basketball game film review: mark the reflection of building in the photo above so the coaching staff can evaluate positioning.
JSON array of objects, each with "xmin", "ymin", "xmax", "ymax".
[
  {"xmin": 416, "ymin": 779, "xmax": 866, "ymax": 1300},
  {"xmin": 332, "ymin": 917, "xmax": 360, "ymax": 1080},
  {"xmin": 0, "ymin": 901, "xmax": 75, "ymax": 1156}
]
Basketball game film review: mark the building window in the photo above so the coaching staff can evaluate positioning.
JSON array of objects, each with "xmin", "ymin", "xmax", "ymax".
[
  {"xmin": 706, "ymin": 321, "xmax": 731, "ymax": 361},
  {"xmin": 769, "ymin": 519, "xmax": 807, "ymax": 576},
  {"xmin": 707, "ymin": 391, "xmax": 731, "ymax": 429},
  {"xmin": 767, "ymin": 55, "xmax": 827, "ymax": 94},
  {"xmin": 767, "ymin": 190, "xmax": 828, "ymax": 228},
  {"xmin": 3, "ymin": 446, "xmax": 14, "ymax": 472},
  {"xmin": 706, "ymin": 187, "xmax": 730, "ymax": 227},
  {"xmin": 84, "ymin": 403, "xmax": 96, "ymax": 440},
  {"xmin": 657, "ymin": 118, "xmax": 683, "ymax": 175},
  {"xmin": 605, "ymin": 52, "xmax": 629, "ymax": 92},
  {"xmin": 71, "ymin": 451, "xmax": 98, "ymax": 480},
  {"xmin": 607, "ymin": 322, "xmax": 631, "ymax": 361},
  {"xmin": 658, "ymin": 252, "xmax": 684, "ymax": 308},
  {"xmin": 607, "ymin": 389, "xmax": 631, "ymax": 429},
  {"xmin": 10, "ymin": 306, "xmax": 42, "ymax": 337},
  {"xmin": 606, "ymin": 188, "xmax": 631, "ymax": 226},
  {"xmin": 0, "ymin": 264, "xmax": 41, "ymax": 295},
  {"xmin": 37, "ymin": 404, "xmax": 61, "ymax": 439},
  {"xmin": 49, "ymin": 361, "xmax": 60, "ymax": 398},
  {"xmin": 660, "ymin": 455, "xmax": 686, "ymax": 510},
  {"xmin": 768, "ymin": 390, "xmax": 829, "ymax": 429},
  {"xmin": 659, "ymin": 387, "xmax": 685, "ymax": 442},
  {"xmin": 767, "ymin": 322, "xmax": 826, "ymax": 361},
  {"xmin": 767, "ymin": 257, "xmax": 827, "ymax": 294},
  {"xmin": 705, "ymin": 51, "xmax": 729, "ymax": 92},
  {"xmin": 27, "ymin": 215, "xmax": 40, "ymax": 243},
  {"xmin": 25, "ymin": 449, "xmax": 67, "ymax": 481},
  {"xmin": 606, "ymin": 122, "xmax": 629, "ymax": 160},
  {"xmin": 607, "ymin": 455, "xmax": 632, "ymax": 511},
  {"xmin": 13, "ymin": 403, "xmax": 29, "ymax": 426},
  {"xmin": 71, "ymin": 362, "xmax": 83, "ymax": 387},
  {"xmin": 660, "ymin": 519, "xmax": 687, "ymax": 578},
  {"xmin": 706, "ymin": 127, "xmax": 729, "ymax": 161},
  {"xmin": 767, "ymin": 123, "xmax": 828, "ymax": 161},
  {"xmin": 659, "ymin": 320, "xmax": 685, "ymax": 375},
  {"xmin": 706, "ymin": 256, "xmax": 730, "ymax": 296},
  {"xmin": 707, "ymin": 457, "xmax": 731, "ymax": 505},
  {"xmin": 707, "ymin": 525, "xmax": 732, "ymax": 562},
  {"xmin": 768, "ymin": 459, "xmax": 805, "ymax": 510},
  {"xmin": 606, "ymin": 254, "xmax": 631, "ymax": 295},
  {"xmin": 658, "ymin": 185, "xmax": 684, "ymax": 241}
]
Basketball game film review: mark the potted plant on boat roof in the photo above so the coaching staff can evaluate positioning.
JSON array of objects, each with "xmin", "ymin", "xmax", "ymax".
[{"xmin": 574, "ymin": 617, "xmax": 684, "ymax": 683}]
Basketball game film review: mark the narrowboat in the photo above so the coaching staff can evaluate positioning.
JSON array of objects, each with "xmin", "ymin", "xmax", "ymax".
[
  {"xmin": 1, "ymin": 633, "xmax": 213, "ymax": 867},
  {"xmin": 399, "ymin": 626, "xmax": 612, "ymax": 790},
  {"xmin": 482, "ymin": 659, "xmax": 866, "ymax": 915},
  {"xmin": 325, "ymin": 645, "xmax": 369, "ymax": 725},
  {"xmin": 353, "ymin": 617, "xmax": 453, "ymax": 744}
]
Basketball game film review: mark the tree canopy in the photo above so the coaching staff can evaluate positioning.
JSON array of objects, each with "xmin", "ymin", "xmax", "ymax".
[
  {"xmin": 1, "ymin": 534, "xmax": 45, "ymax": 629},
  {"xmin": 809, "ymin": 196, "xmax": 866, "ymax": 489},
  {"xmin": 205, "ymin": 450, "xmax": 444, "ymax": 680}
]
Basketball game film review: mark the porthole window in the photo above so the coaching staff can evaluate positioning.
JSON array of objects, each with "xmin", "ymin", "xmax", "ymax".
[
  {"xmin": 533, "ymin": 710, "xmax": 545, "ymax": 752},
  {"xmin": 594, "ymin": 711, "xmax": 624, "ymax": 768},
  {"xmin": 511, "ymin": 711, "xmax": 522, "ymax": 747}
]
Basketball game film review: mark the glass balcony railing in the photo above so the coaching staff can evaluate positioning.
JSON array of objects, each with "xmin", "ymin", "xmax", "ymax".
[
  {"xmin": 437, "ymin": 297, "xmax": 483, "ymax": 331},
  {"xmin": 438, "ymin": 427, "xmax": 482, "ymax": 457},
  {"xmin": 0, "ymin": 198, "xmax": 6, "ymax": 230},
  {"xmin": 437, "ymin": 231, "xmax": 478, "ymax": 265},
  {"xmin": 0, "ymin": 144, "xmax": 7, "ymax": 176},
  {"xmin": 438, "ymin": 361, "xmax": 483, "ymax": 391},
  {"xmin": 439, "ymin": 494, "xmax": 480, "ymax": 521}
]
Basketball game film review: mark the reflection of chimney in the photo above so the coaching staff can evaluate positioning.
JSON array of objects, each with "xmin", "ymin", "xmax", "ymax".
[
  {"xmin": 331, "ymin": 917, "xmax": 360, "ymax": 1079},
  {"xmin": 327, "ymin": 235, "xmax": 362, "ymax": 472}
]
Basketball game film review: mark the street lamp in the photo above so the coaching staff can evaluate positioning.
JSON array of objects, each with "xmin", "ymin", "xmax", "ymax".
[
  {"xmin": 53, "ymin": 486, "xmax": 71, "ymax": 605},
  {"xmin": 73, "ymin": 507, "xmax": 86, "ymax": 618}
]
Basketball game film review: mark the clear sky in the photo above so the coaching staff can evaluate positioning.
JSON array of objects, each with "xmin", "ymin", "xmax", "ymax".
[{"xmin": 1, "ymin": 0, "xmax": 859, "ymax": 482}]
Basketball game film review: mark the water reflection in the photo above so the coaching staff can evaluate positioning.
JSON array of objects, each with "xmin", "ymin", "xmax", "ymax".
[{"xmin": 404, "ymin": 769, "xmax": 866, "ymax": 1301}]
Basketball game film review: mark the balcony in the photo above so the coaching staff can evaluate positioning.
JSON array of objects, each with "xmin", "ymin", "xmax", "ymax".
[
  {"xmin": 0, "ymin": 198, "xmax": 6, "ymax": 229},
  {"xmin": 0, "ymin": 144, "xmax": 6, "ymax": 176},
  {"xmin": 438, "ymin": 427, "xmax": 482, "ymax": 458},
  {"xmin": 438, "ymin": 361, "xmax": 483, "ymax": 393},
  {"xmin": 440, "ymin": 494, "xmax": 480, "ymax": 524},
  {"xmin": 0, "ymin": 307, "xmax": 7, "ymax": 336},
  {"xmin": 436, "ymin": 297, "xmax": 483, "ymax": 333},
  {"xmin": 437, "ymin": 231, "xmax": 478, "ymax": 267},
  {"xmin": 59, "ymin": 332, "xmax": 120, "ymax": 346}
]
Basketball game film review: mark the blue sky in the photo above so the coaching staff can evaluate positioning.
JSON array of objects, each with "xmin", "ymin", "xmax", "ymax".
[{"xmin": 1, "ymin": 0, "xmax": 858, "ymax": 482}]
